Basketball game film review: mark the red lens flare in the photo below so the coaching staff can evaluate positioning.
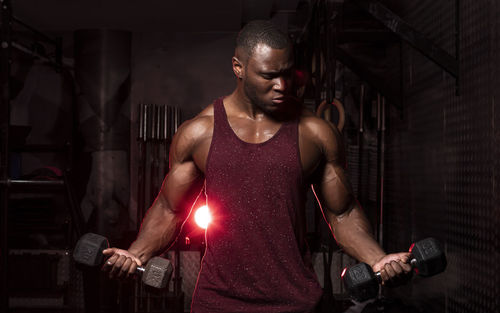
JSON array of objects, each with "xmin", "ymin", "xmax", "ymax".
[{"xmin": 194, "ymin": 205, "xmax": 212, "ymax": 229}]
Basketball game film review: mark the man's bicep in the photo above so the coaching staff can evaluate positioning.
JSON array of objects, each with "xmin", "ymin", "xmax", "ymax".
[
  {"xmin": 158, "ymin": 120, "xmax": 206, "ymax": 219},
  {"xmin": 311, "ymin": 118, "xmax": 353, "ymax": 217},
  {"xmin": 160, "ymin": 160, "xmax": 204, "ymax": 219},
  {"xmin": 315, "ymin": 161, "xmax": 355, "ymax": 218}
]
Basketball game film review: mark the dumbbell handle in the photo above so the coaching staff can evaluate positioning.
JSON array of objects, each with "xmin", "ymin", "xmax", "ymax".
[
  {"xmin": 107, "ymin": 257, "xmax": 172, "ymax": 289},
  {"xmin": 106, "ymin": 261, "xmax": 150, "ymax": 275},
  {"xmin": 373, "ymin": 258, "xmax": 418, "ymax": 282},
  {"xmin": 106, "ymin": 260, "xmax": 146, "ymax": 273}
]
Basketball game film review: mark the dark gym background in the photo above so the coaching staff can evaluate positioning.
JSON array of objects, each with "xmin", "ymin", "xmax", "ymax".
[{"xmin": 1, "ymin": 1, "xmax": 499, "ymax": 313}]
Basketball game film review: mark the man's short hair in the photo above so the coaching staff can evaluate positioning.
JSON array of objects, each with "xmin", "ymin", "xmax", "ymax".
[{"xmin": 236, "ymin": 20, "xmax": 291, "ymax": 59}]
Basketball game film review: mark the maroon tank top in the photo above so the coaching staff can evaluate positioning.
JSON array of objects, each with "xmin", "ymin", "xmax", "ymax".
[{"xmin": 191, "ymin": 98, "xmax": 322, "ymax": 313}]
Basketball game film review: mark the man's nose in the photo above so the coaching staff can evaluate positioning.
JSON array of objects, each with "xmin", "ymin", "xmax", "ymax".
[{"xmin": 273, "ymin": 77, "xmax": 287, "ymax": 92}]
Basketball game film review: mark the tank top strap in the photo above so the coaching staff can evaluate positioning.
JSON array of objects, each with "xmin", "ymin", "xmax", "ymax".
[
  {"xmin": 213, "ymin": 97, "xmax": 233, "ymax": 138},
  {"xmin": 275, "ymin": 116, "xmax": 299, "ymax": 144}
]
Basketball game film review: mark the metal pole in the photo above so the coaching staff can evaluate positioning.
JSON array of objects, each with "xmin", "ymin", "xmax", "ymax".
[
  {"xmin": 377, "ymin": 95, "xmax": 386, "ymax": 246},
  {"xmin": 358, "ymin": 85, "xmax": 365, "ymax": 201},
  {"xmin": 0, "ymin": 1, "xmax": 12, "ymax": 312},
  {"xmin": 137, "ymin": 103, "xmax": 146, "ymax": 229},
  {"xmin": 455, "ymin": 0, "xmax": 460, "ymax": 96}
]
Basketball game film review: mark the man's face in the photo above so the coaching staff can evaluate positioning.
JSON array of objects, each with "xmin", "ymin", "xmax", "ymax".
[{"xmin": 241, "ymin": 43, "xmax": 294, "ymax": 115}]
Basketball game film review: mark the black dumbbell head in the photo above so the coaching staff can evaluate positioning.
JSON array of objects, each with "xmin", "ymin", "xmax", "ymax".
[
  {"xmin": 142, "ymin": 257, "xmax": 173, "ymax": 289},
  {"xmin": 409, "ymin": 237, "xmax": 447, "ymax": 277},
  {"xmin": 342, "ymin": 262, "xmax": 379, "ymax": 302},
  {"xmin": 73, "ymin": 233, "xmax": 109, "ymax": 266}
]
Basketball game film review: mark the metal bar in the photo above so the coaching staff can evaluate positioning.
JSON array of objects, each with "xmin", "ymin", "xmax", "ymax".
[
  {"xmin": 0, "ymin": 179, "xmax": 65, "ymax": 187},
  {"xmin": 163, "ymin": 105, "xmax": 168, "ymax": 141},
  {"xmin": 333, "ymin": 46, "xmax": 400, "ymax": 108},
  {"xmin": 137, "ymin": 104, "xmax": 146, "ymax": 229},
  {"xmin": 167, "ymin": 106, "xmax": 172, "ymax": 140},
  {"xmin": 399, "ymin": 40, "xmax": 405, "ymax": 118},
  {"xmin": 151, "ymin": 105, "xmax": 160, "ymax": 196},
  {"xmin": 0, "ymin": 1, "xmax": 12, "ymax": 311},
  {"xmin": 336, "ymin": 30, "xmax": 397, "ymax": 44},
  {"xmin": 174, "ymin": 247, "xmax": 181, "ymax": 296},
  {"xmin": 174, "ymin": 107, "xmax": 180, "ymax": 133},
  {"xmin": 314, "ymin": 3, "xmax": 322, "ymax": 109},
  {"xmin": 63, "ymin": 173, "xmax": 85, "ymax": 238},
  {"xmin": 159, "ymin": 105, "xmax": 165, "ymax": 141},
  {"xmin": 11, "ymin": 40, "xmax": 64, "ymax": 68},
  {"xmin": 455, "ymin": 0, "xmax": 460, "ymax": 95},
  {"xmin": 358, "ymin": 85, "xmax": 365, "ymax": 201},
  {"xmin": 155, "ymin": 104, "xmax": 161, "ymax": 141},
  {"xmin": 354, "ymin": 0, "xmax": 458, "ymax": 78},
  {"xmin": 376, "ymin": 95, "xmax": 386, "ymax": 247},
  {"xmin": 11, "ymin": 143, "xmax": 68, "ymax": 152},
  {"xmin": 324, "ymin": 0, "xmax": 333, "ymax": 104},
  {"xmin": 12, "ymin": 15, "xmax": 57, "ymax": 45},
  {"xmin": 139, "ymin": 103, "xmax": 144, "ymax": 141},
  {"xmin": 11, "ymin": 41, "xmax": 51, "ymax": 62}
]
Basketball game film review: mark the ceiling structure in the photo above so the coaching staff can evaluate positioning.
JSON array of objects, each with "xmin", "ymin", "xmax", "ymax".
[{"xmin": 11, "ymin": 0, "xmax": 302, "ymax": 32}]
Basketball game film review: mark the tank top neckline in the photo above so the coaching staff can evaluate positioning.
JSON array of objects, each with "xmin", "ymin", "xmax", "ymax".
[{"xmin": 218, "ymin": 97, "xmax": 288, "ymax": 147}]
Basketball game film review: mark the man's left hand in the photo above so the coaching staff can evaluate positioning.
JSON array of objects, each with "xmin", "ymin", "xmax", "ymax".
[{"xmin": 372, "ymin": 252, "xmax": 413, "ymax": 285}]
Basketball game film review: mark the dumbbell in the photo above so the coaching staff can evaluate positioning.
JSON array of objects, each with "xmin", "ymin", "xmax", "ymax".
[
  {"xmin": 73, "ymin": 233, "xmax": 173, "ymax": 289},
  {"xmin": 341, "ymin": 237, "xmax": 447, "ymax": 302}
]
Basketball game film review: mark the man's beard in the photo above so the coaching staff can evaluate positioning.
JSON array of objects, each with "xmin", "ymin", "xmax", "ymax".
[{"xmin": 243, "ymin": 81, "xmax": 275, "ymax": 115}]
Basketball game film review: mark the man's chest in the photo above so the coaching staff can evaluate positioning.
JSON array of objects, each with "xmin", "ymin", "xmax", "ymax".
[{"xmin": 191, "ymin": 128, "xmax": 323, "ymax": 180}]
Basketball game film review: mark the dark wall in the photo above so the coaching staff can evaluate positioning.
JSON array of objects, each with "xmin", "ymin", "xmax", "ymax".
[
  {"xmin": 383, "ymin": 1, "xmax": 499, "ymax": 312},
  {"xmin": 128, "ymin": 31, "xmax": 237, "ymax": 226}
]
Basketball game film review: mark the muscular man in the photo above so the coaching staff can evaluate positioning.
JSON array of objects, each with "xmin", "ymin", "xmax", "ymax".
[{"xmin": 102, "ymin": 20, "xmax": 411, "ymax": 312}]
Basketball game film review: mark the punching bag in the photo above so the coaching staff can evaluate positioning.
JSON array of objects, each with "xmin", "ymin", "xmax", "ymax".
[
  {"xmin": 74, "ymin": 30, "xmax": 131, "ymax": 241},
  {"xmin": 74, "ymin": 29, "xmax": 131, "ymax": 313}
]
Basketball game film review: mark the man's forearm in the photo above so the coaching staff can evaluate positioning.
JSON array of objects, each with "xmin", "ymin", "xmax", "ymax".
[
  {"xmin": 128, "ymin": 197, "xmax": 182, "ymax": 264},
  {"xmin": 328, "ymin": 204, "xmax": 386, "ymax": 267}
]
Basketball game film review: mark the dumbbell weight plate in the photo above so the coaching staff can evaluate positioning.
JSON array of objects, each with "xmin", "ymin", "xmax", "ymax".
[
  {"xmin": 73, "ymin": 233, "xmax": 109, "ymax": 266},
  {"xmin": 342, "ymin": 262, "xmax": 379, "ymax": 302},
  {"xmin": 141, "ymin": 256, "xmax": 174, "ymax": 289},
  {"xmin": 410, "ymin": 237, "xmax": 447, "ymax": 277}
]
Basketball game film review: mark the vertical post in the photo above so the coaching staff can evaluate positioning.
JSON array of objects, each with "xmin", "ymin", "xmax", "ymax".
[
  {"xmin": 324, "ymin": 0, "xmax": 332, "ymax": 105},
  {"xmin": 314, "ymin": 2, "xmax": 322, "ymax": 110},
  {"xmin": 358, "ymin": 85, "xmax": 365, "ymax": 201},
  {"xmin": 0, "ymin": 1, "xmax": 12, "ymax": 312},
  {"xmin": 137, "ymin": 103, "xmax": 146, "ymax": 230},
  {"xmin": 376, "ymin": 95, "xmax": 386, "ymax": 247},
  {"xmin": 455, "ymin": 0, "xmax": 460, "ymax": 96}
]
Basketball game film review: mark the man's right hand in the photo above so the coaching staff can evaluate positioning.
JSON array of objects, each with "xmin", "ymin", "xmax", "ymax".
[{"xmin": 101, "ymin": 248, "xmax": 143, "ymax": 279}]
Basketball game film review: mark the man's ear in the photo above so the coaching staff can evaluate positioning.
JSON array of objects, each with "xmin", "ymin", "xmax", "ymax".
[{"xmin": 232, "ymin": 56, "xmax": 243, "ymax": 79}]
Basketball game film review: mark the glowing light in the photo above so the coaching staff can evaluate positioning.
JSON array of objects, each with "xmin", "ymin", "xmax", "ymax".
[
  {"xmin": 341, "ymin": 267, "xmax": 347, "ymax": 278},
  {"xmin": 194, "ymin": 205, "xmax": 212, "ymax": 229}
]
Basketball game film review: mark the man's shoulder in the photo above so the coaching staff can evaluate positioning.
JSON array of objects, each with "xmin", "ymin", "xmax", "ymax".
[
  {"xmin": 172, "ymin": 103, "xmax": 214, "ymax": 152},
  {"xmin": 177, "ymin": 103, "xmax": 214, "ymax": 138},
  {"xmin": 299, "ymin": 108, "xmax": 340, "ymax": 143}
]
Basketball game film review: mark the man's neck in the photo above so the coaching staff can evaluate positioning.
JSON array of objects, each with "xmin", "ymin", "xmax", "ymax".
[{"xmin": 225, "ymin": 89, "xmax": 265, "ymax": 120}]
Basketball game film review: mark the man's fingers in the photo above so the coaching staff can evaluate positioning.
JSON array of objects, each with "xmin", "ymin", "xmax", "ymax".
[
  {"xmin": 127, "ymin": 260, "xmax": 138, "ymax": 279},
  {"xmin": 383, "ymin": 262, "xmax": 396, "ymax": 279},
  {"xmin": 378, "ymin": 268, "xmax": 387, "ymax": 282},
  {"xmin": 102, "ymin": 253, "xmax": 119, "ymax": 272},
  {"xmin": 391, "ymin": 261, "xmax": 403, "ymax": 275},
  {"xmin": 400, "ymin": 260, "xmax": 412, "ymax": 272},
  {"xmin": 109, "ymin": 255, "xmax": 127, "ymax": 278},
  {"xmin": 99, "ymin": 248, "xmax": 143, "ymax": 281},
  {"xmin": 118, "ymin": 258, "xmax": 132, "ymax": 279},
  {"xmin": 102, "ymin": 248, "xmax": 116, "ymax": 256}
]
